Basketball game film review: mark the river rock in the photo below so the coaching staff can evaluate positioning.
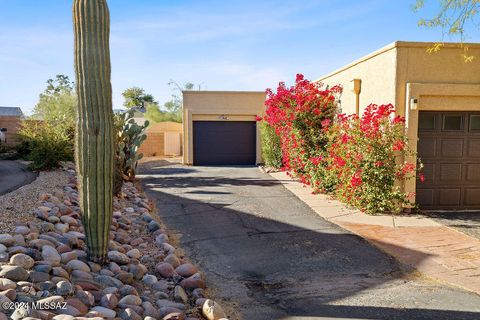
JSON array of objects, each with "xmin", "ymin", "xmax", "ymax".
[
  {"xmin": 107, "ymin": 251, "xmax": 130, "ymax": 265},
  {"xmin": 201, "ymin": 299, "xmax": 227, "ymax": 320},
  {"xmin": 42, "ymin": 246, "xmax": 61, "ymax": 266},
  {"xmin": 9, "ymin": 254, "xmax": 34, "ymax": 269},
  {"xmin": 155, "ymin": 262, "xmax": 175, "ymax": 278},
  {"xmin": 0, "ymin": 266, "xmax": 29, "ymax": 281}
]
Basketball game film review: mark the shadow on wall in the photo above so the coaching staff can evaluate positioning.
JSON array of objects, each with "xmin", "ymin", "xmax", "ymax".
[{"xmin": 138, "ymin": 161, "xmax": 480, "ymax": 320}]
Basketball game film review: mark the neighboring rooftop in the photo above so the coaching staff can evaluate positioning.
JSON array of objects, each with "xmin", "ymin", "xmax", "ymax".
[{"xmin": 0, "ymin": 106, "xmax": 23, "ymax": 117}]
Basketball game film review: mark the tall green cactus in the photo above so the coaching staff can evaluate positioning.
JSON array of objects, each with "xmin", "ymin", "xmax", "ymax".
[{"xmin": 73, "ymin": 0, "xmax": 114, "ymax": 264}]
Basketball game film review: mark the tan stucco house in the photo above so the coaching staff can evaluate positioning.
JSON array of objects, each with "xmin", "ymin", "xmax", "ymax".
[
  {"xmin": 318, "ymin": 41, "xmax": 480, "ymax": 210},
  {"xmin": 182, "ymin": 91, "xmax": 265, "ymax": 166}
]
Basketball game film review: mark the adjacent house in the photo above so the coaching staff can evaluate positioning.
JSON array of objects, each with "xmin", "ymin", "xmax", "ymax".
[
  {"xmin": 182, "ymin": 91, "xmax": 265, "ymax": 166},
  {"xmin": 318, "ymin": 41, "xmax": 480, "ymax": 210},
  {"xmin": 139, "ymin": 121, "xmax": 183, "ymax": 157},
  {"xmin": 0, "ymin": 106, "xmax": 24, "ymax": 146}
]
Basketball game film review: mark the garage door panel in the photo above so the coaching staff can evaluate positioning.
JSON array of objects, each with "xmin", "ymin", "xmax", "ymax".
[
  {"xmin": 440, "ymin": 139, "xmax": 464, "ymax": 157},
  {"xmin": 421, "ymin": 163, "xmax": 435, "ymax": 184},
  {"xmin": 466, "ymin": 164, "xmax": 480, "ymax": 182},
  {"xmin": 439, "ymin": 163, "xmax": 462, "ymax": 182},
  {"xmin": 464, "ymin": 189, "xmax": 480, "ymax": 206},
  {"xmin": 416, "ymin": 189, "xmax": 434, "ymax": 207},
  {"xmin": 467, "ymin": 139, "xmax": 480, "ymax": 157},
  {"xmin": 417, "ymin": 138, "xmax": 437, "ymax": 158},
  {"xmin": 193, "ymin": 121, "xmax": 256, "ymax": 165},
  {"xmin": 438, "ymin": 189, "xmax": 461, "ymax": 206}
]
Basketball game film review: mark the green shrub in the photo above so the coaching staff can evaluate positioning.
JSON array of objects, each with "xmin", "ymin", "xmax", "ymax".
[
  {"xmin": 17, "ymin": 120, "xmax": 74, "ymax": 170},
  {"xmin": 259, "ymin": 121, "xmax": 282, "ymax": 168}
]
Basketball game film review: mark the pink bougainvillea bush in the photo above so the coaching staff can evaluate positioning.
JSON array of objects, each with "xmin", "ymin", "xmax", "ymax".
[
  {"xmin": 261, "ymin": 74, "xmax": 341, "ymax": 182},
  {"xmin": 319, "ymin": 104, "xmax": 422, "ymax": 213},
  {"xmin": 260, "ymin": 75, "xmax": 422, "ymax": 214}
]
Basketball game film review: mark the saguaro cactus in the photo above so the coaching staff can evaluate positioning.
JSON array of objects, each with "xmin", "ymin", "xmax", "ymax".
[{"xmin": 73, "ymin": 0, "xmax": 114, "ymax": 264}]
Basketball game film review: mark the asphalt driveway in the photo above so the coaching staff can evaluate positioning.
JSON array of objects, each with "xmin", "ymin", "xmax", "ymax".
[
  {"xmin": 138, "ymin": 161, "xmax": 480, "ymax": 320},
  {"xmin": 0, "ymin": 160, "xmax": 37, "ymax": 195}
]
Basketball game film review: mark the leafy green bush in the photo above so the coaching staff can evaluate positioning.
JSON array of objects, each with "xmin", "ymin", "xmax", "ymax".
[
  {"xmin": 17, "ymin": 120, "xmax": 74, "ymax": 170},
  {"xmin": 259, "ymin": 121, "xmax": 282, "ymax": 168}
]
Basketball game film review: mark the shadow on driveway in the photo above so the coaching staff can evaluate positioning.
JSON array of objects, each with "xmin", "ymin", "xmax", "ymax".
[{"xmin": 138, "ymin": 161, "xmax": 480, "ymax": 320}]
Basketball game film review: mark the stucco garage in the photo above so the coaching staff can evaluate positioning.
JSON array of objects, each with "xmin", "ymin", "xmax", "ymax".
[
  {"xmin": 182, "ymin": 91, "xmax": 265, "ymax": 166},
  {"xmin": 318, "ymin": 41, "xmax": 480, "ymax": 211}
]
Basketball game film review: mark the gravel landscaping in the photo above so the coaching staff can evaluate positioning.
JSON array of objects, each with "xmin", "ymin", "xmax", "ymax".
[
  {"xmin": 0, "ymin": 169, "xmax": 69, "ymax": 234},
  {"xmin": 0, "ymin": 168, "xmax": 228, "ymax": 320}
]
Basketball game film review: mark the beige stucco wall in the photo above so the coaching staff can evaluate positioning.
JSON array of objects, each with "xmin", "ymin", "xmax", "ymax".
[
  {"xmin": 182, "ymin": 91, "xmax": 266, "ymax": 165},
  {"xmin": 317, "ymin": 41, "xmax": 480, "ymax": 206},
  {"xmin": 317, "ymin": 44, "xmax": 398, "ymax": 115},
  {"xmin": 139, "ymin": 121, "xmax": 183, "ymax": 157}
]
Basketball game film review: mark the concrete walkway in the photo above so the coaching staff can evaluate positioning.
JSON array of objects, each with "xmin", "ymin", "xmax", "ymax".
[{"xmin": 270, "ymin": 170, "xmax": 480, "ymax": 296}]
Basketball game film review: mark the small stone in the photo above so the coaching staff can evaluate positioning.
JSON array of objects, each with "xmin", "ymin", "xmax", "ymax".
[
  {"xmin": 180, "ymin": 273, "xmax": 205, "ymax": 290},
  {"xmin": 162, "ymin": 243, "xmax": 176, "ymax": 254},
  {"xmin": 142, "ymin": 301, "xmax": 160, "ymax": 318},
  {"xmin": 2, "ymin": 288, "xmax": 17, "ymax": 301},
  {"xmin": 126, "ymin": 248, "xmax": 141, "ymax": 259},
  {"xmin": 56, "ymin": 281, "xmax": 74, "ymax": 296},
  {"xmin": 164, "ymin": 312, "xmax": 185, "ymax": 320},
  {"xmin": 155, "ymin": 262, "xmax": 175, "ymax": 278},
  {"xmin": 66, "ymin": 259, "xmax": 90, "ymax": 272},
  {"xmin": 156, "ymin": 299, "xmax": 186, "ymax": 310},
  {"xmin": 109, "ymin": 262, "xmax": 121, "ymax": 273},
  {"xmin": 164, "ymin": 254, "xmax": 180, "ymax": 268},
  {"xmin": 148, "ymin": 220, "xmax": 161, "ymax": 232},
  {"xmin": 90, "ymin": 306, "xmax": 116, "ymax": 318},
  {"xmin": 152, "ymin": 280, "xmax": 169, "ymax": 291},
  {"xmin": 175, "ymin": 263, "xmax": 198, "ymax": 278},
  {"xmin": 201, "ymin": 299, "xmax": 227, "ymax": 320},
  {"xmin": 115, "ymin": 272, "xmax": 134, "ymax": 284},
  {"xmin": 0, "ymin": 244, "xmax": 6, "ymax": 253},
  {"xmin": 0, "ymin": 265, "xmax": 29, "ymax": 281},
  {"xmin": 0, "ymin": 278, "xmax": 16, "ymax": 290},
  {"xmin": 61, "ymin": 252, "xmax": 78, "ymax": 264},
  {"xmin": 42, "ymin": 246, "xmax": 61, "ymax": 266},
  {"xmin": 57, "ymin": 305, "xmax": 81, "ymax": 317},
  {"xmin": 29, "ymin": 271, "xmax": 50, "ymax": 283},
  {"xmin": 95, "ymin": 275, "xmax": 123, "ymax": 288},
  {"xmin": 0, "ymin": 234, "xmax": 14, "ymax": 246},
  {"xmin": 120, "ymin": 308, "xmax": 142, "ymax": 320},
  {"xmin": 107, "ymin": 251, "xmax": 130, "ymax": 265},
  {"xmin": 10, "ymin": 254, "xmax": 35, "ymax": 269},
  {"xmin": 76, "ymin": 290, "xmax": 95, "ymax": 307},
  {"xmin": 142, "ymin": 274, "xmax": 158, "ymax": 286},
  {"xmin": 174, "ymin": 285, "xmax": 188, "ymax": 303},
  {"xmin": 38, "ymin": 295, "xmax": 65, "ymax": 305},
  {"xmin": 155, "ymin": 233, "xmax": 168, "ymax": 245},
  {"xmin": 55, "ymin": 223, "xmax": 69, "ymax": 233},
  {"xmin": 14, "ymin": 226, "xmax": 30, "ymax": 236},
  {"xmin": 100, "ymin": 293, "xmax": 118, "ymax": 309},
  {"xmin": 119, "ymin": 284, "xmax": 139, "ymax": 297},
  {"xmin": 66, "ymin": 298, "xmax": 88, "ymax": 314},
  {"xmin": 118, "ymin": 294, "xmax": 142, "ymax": 306}
]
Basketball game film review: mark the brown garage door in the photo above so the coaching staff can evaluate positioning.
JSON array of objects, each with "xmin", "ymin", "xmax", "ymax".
[
  {"xmin": 193, "ymin": 121, "xmax": 256, "ymax": 165},
  {"xmin": 417, "ymin": 112, "xmax": 480, "ymax": 210}
]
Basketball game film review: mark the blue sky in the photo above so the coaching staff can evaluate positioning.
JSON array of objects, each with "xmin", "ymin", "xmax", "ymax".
[{"xmin": 1, "ymin": 0, "xmax": 478, "ymax": 114}]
